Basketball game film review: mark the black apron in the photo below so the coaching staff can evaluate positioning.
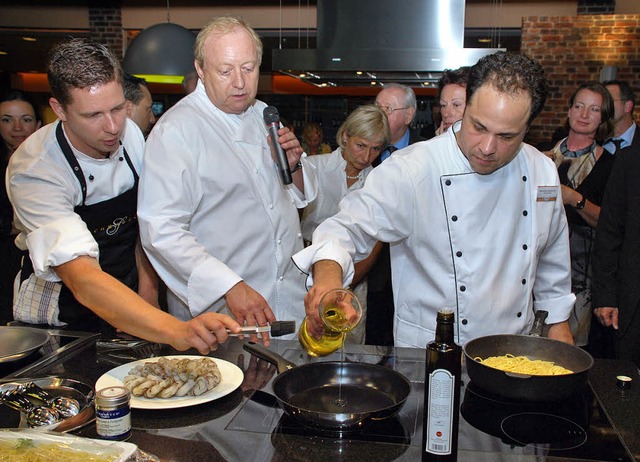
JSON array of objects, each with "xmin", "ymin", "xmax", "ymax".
[{"xmin": 21, "ymin": 122, "xmax": 140, "ymax": 333}]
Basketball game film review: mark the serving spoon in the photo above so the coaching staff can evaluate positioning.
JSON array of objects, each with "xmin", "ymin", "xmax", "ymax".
[
  {"xmin": 0, "ymin": 388, "xmax": 60, "ymax": 427},
  {"xmin": 20, "ymin": 382, "xmax": 80, "ymax": 419}
]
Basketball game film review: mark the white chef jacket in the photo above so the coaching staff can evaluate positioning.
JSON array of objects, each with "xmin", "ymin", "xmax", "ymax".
[
  {"xmin": 293, "ymin": 121, "xmax": 575, "ymax": 347},
  {"xmin": 300, "ymin": 147, "xmax": 372, "ymax": 241},
  {"xmin": 6, "ymin": 119, "xmax": 145, "ymax": 281},
  {"xmin": 138, "ymin": 81, "xmax": 318, "ymax": 331}
]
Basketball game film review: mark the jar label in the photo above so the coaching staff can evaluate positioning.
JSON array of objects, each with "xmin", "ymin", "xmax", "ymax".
[
  {"xmin": 425, "ymin": 369, "xmax": 454, "ymax": 455},
  {"xmin": 96, "ymin": 408, "xmax": 131, "ymax": 440}
]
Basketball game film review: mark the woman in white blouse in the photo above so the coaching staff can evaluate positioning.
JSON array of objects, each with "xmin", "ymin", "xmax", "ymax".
[{"xmin": 301, "ymin": 105, "xmax": 390, "ymax": 343}]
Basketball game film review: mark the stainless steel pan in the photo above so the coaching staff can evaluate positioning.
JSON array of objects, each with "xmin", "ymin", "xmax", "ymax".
[{"xmin": 0, "ymin": 327, "xmax": 51, "ymax": 363}]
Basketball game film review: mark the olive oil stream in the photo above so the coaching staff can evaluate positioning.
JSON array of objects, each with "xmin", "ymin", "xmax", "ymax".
[{"xmin": 299, "ymin": 305, "xmax": 353, "ymax": 407}]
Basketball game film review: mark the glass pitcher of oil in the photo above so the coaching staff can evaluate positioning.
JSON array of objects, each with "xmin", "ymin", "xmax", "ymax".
[{"xmin": 298, "ymin": 288, "xmax": 362, "ymax": 357}]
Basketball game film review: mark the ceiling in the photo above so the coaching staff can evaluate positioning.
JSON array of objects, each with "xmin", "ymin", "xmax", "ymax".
[
  {"xmin": 0, "ymin": 0, "xmax": 316, "ymax": 75},
  {"xmin": 0, "ymin": 1, "xmax": 520, "ymax": 81}
]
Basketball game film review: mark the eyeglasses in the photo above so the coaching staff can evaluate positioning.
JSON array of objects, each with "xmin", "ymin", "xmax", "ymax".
[{"xmin": 376, "ymin": 104, "xmax": 409, "ymax": 115}]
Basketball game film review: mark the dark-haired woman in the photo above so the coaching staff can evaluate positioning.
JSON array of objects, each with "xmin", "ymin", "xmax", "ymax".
[{"xmin": 0, "ymin": 90, "xmax": 42, "ymax": 321}]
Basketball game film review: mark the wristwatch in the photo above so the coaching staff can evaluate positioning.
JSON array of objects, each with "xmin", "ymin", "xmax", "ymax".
[
  {"xmin": 291, "ymin": 161, "xmax": 303, "ymax": 173},
  {"xmin": 575, "ymin": 196, "xmax": 587, "ymax": 210}
]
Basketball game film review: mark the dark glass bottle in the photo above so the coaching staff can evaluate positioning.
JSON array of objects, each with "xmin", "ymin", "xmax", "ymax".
[{"xmin": 422, "ymin": 309, "xmax": 461, "ymax": 461}]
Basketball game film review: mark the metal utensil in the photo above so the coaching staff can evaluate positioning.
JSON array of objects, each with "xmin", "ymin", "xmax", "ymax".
[
  {"xmin": 20, "ymin": 382, "xmax": 80, "ymax": 419},
  {"xmin": 0, "ymin": 388, "xmax": 59, "ymax": 427}
]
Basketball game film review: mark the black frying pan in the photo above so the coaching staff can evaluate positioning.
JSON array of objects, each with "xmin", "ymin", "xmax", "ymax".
[
  {"xmin": 463, "ymin": 313, "xmax": 594, "ymax": 402},
  {"xmin": 243, "ymin": 342, "xmax": 411, "ymax": 432}
]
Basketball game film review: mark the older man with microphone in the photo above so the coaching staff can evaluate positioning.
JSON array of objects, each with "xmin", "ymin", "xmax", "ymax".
[{"xmin": 138, "ymin": 16, "xmax": 317, "ymax": 344}]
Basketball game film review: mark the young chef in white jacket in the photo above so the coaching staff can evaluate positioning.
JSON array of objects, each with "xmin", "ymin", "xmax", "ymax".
[
  {"xmin": 7, "ymin": 38, "xmax": 241, "ymax": 353},
  {"xmin": 294, "ymin": 51, "xmax": 576, "ymax": 348},
  {"xmin": 138, "ymin": 17, "xmax": 317, "ymax": 345}
]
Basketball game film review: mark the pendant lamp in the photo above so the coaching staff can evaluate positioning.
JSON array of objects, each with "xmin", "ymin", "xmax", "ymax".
[{"xmin": 123, "ymin": 3, "xmax": 196, "ymax": 85}]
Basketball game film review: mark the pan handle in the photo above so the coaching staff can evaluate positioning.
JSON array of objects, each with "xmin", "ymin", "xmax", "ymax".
[
  {"xmin": 529, "ymin": 310, "xmax": 549, "ymax": 337},
  {"xmin": 242, "ymin": 342, "xmax": 296, "ymax": 374}
]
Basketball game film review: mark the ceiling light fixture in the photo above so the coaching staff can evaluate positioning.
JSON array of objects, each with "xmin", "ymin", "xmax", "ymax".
[{"xmin": 122, "ymin": 0, "xmax": 196, "ymax": 84}]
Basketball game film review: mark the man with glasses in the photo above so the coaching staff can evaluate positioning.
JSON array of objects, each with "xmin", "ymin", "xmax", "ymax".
[
  {"xmin": 374, "ymin": 83, "xmax": 424, "ymax": 165},
  {"xmin": 366, "ymin": 83, "xmax": 425, "ymax": 345},
  {"xmin": 603, "ymin": 80, "xmax": 639, "ymax": 155}
]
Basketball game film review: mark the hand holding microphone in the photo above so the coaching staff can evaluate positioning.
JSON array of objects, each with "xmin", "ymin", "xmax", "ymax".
[{"xmin": 263, "ymin": 106, "xmax": 293, "ymax": 185}]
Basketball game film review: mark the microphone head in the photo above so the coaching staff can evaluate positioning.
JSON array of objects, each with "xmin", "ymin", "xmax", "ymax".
[{"xmin": 263, "ymin": 105, "xmax": 280, "ymax": 124}]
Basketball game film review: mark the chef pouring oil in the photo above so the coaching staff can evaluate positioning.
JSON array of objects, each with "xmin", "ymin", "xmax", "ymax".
[{"xmin": 422, "ymin": 309, "xmax": 461, "ymax": 461}]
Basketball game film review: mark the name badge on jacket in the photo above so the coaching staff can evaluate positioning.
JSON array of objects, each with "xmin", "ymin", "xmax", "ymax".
[{"xmin": 536, "ymin": 186, "xmax": 558, "ymax": 202}]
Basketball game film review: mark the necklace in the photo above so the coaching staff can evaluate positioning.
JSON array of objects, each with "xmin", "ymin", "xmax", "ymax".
[{"xmin": 345, "ymin": 171, "xmax": 361, "ymax": 180}]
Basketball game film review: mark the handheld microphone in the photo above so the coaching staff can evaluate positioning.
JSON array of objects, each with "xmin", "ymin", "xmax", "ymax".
[{"xmin": 263, "ymin": 106, "xmax": 293, "ymax": 185}]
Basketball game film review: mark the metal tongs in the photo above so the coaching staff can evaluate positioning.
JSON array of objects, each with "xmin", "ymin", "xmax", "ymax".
[
  {"xmin": 233, "ymin": 321, "xmax": 296, "ymax": 338},
  {"xmin": 96, "ymin": 321, "xmax": 296, "ymax": 364}
]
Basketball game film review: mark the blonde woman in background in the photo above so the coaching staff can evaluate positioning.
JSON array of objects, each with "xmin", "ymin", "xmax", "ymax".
[{"xmin": 301, "ymin": 105, "xmax": 390, "ymax": 343}]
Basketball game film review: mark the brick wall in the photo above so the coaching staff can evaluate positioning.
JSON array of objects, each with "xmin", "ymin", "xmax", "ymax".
[
  {"xmin": 522, "ymin": 14, "xmax": 640, "ymax": 146},
  {"xmin": 88, "ymin": 6, "xmax": 123, "ymax": 60}
]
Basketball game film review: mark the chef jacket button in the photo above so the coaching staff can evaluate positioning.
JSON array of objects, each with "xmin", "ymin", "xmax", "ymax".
[
  {"xmin": 456, "ymin": 251, "xmax": 462, "ymax": 257},
  {"xmin": 451, "ymin": 215, "xmax": 458, "ymax": 222},
  {"xmin": 522, "ymin": 176, "xmax": 527, "ymax": 182},
  {"xmin": 461, "ymin": 319, "xmax": 468, "ymax": 325},
  {"xmin": 269, "ymin": 203, "xmax": 274, "ymax": 209},
  {"xmin": 277, "ymin": 239, "xmax": 282, "ymax": 245},
  {"xmin": 460, "ymin": 285, "xmax": 466, "ymax": 292},
  {"xmin": 523, "ymin": 210, "xmax": 528, "ymax": 216},
  {"xmin": 445, "ymin": 179, "xmax": 451, "ymax": 186},
  {"xmin": 278, "ymin": 276, "xmax": 284, "ymax": 281},
  {"xmin": 297, "ymin": 232, "xmax": 302, "ymax": 238},
  {"xmin": 517, "ymin": 312, "xmax": 522, "ymax": 317},
  {"xmin": 119, "ymin": 157, "xmax": 124, "ymax": 161},
  {"xmin": 522, "ymin": 244, "xmax": 528, "ymax": 250},
  {"xmin": 522, "ymin": 279, "xmax": 526, "ymax": 284}
]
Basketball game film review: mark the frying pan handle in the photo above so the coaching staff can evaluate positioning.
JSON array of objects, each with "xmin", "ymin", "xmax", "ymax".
[
  {"xmin": 529, "ymin": 310, "xmax": 549, "ymax": 337},
  {"xmin": 242, "ymin": 342, "xmax": 296, "ymax": 374}
]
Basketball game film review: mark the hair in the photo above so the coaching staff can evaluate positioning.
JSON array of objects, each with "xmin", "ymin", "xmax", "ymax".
[
  {"xmin": 195, "ymin": 16, "xmax": 263, "ymax": 70},
  {"xmin": 47, "ymin": 37, "xmax": 122, "ymax": 108},
  {"xmin": 0, "ymin": 89, "xmax": 42, "ymax": 123},
  {"xmin": 568, "ymin": 80, "xmax": 614, "ymax": 143},
  {"xmin": 380, "ymin": 83, "xmax": 417, "ymax": 114},
  {"xmin": 122, "ymin": 73, "xmax": 148, "ymax": 105},
  {"xmin": 302, "ymin": 122, "xmax": 323, "ymax": 140},
  {"xmin": 182, "ymin": 70, "xmax": 198, "ymax": 91},
  {"xmin": 438, "ymin": 66, "xmax": 471, "ymax": 92},
  {"xmin": 603, "ymin": 79, "xmax": 636, "ymax": 112},
  {"xmin": 466, "ymin": 51, "xmax": 549, "ymax": 126},
  {"xmin": 336, "ymin": 105, "xmax": 390, "ymax": 149}
]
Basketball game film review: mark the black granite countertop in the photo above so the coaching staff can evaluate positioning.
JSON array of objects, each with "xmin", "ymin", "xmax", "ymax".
[{"xmin": 1, "ymin": 336, "xmax": 638, "ymax": 462}]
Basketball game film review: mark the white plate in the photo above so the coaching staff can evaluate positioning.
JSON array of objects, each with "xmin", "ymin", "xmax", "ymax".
[{"xmin": 95, "ymin": 355, "xmax": 244, "ymax": 410}]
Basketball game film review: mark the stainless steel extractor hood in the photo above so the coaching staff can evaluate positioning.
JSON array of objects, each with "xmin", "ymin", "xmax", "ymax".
[{"xmin": 272, "ymin": 0, "xmax": 504, "ymax": 87}]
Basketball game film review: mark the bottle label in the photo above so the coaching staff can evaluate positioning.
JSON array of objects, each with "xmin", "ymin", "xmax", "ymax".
[{"xmin": 425, "ymin": 369, "xmax": 455, "ymax": 455}]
